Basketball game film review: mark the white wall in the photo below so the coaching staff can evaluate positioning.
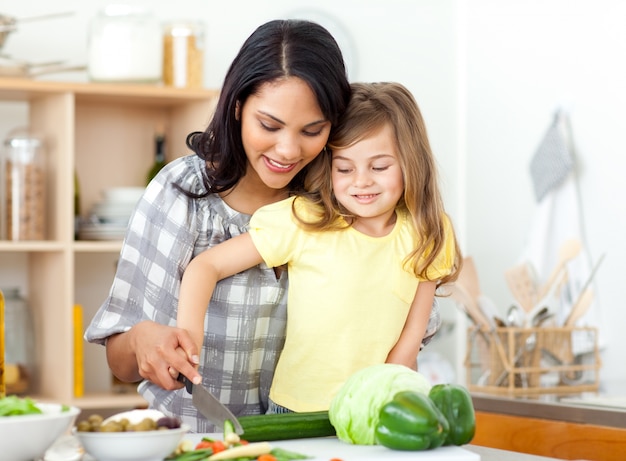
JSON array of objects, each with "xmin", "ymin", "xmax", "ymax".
[{"xmin": 465, "ymin": 0, "xmax": 626, "ymax": 387}]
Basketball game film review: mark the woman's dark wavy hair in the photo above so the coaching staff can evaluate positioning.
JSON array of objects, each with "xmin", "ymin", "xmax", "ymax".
[{"xmin": 186, "ymin": 19, "xmax": 351, "ymax": 195}]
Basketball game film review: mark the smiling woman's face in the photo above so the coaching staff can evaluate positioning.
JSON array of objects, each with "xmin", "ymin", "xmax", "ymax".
[{"xmin": 239, "ymin": 76, "xmax": 331, "ymax": 190}]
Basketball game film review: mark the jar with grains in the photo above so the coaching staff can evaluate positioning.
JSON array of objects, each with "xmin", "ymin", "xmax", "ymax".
[
  {"xmin": 1, "ymin": 130, "xmax": 46, "ymax": 241},
  {"xmin": 162, "ymin": 21, "xmax": 204, "ymax": 88}
]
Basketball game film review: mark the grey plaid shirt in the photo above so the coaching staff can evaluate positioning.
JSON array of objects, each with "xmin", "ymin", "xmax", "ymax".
[{"xmin": 84, "ymin": 155, "xmax": 288, "ymax": 433}]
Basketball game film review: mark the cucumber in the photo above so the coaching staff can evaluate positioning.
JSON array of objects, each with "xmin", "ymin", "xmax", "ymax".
[{"xmin": 238, "ymin": 411, "xmax": 336, "ymax": 442}]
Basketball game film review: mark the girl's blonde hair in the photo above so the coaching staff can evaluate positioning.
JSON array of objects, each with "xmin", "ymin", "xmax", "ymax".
[{"xmin": 295, "ymin": 82, "xmax": 461, "ymax": 284}]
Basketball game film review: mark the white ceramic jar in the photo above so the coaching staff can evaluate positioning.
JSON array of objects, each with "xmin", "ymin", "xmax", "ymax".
[{"xmin": 88, "ymin": 4, "xmax": 162, "ymax": 83}]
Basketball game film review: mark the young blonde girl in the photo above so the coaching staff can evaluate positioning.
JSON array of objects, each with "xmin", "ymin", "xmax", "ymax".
[{"xmin": 177, "ymin": 82, "xmax": 461, "ymax": 413}]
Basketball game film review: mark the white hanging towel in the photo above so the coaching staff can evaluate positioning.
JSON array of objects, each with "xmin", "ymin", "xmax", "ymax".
[{"xmin": 522, "ymin": 110, "xmax": 606, "ymax": 352}]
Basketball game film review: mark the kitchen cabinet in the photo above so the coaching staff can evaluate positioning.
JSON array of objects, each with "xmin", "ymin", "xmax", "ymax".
[
  {"xmin": 472, "ymin": 394, "xmax": 626, "ymax": 460},
  {"xmin": 0, "ymin": 77, "xmax": 218, "ymax": 409}
]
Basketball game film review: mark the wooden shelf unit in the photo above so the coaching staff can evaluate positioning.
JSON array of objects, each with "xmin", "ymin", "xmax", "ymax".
[{"xmin": 0, "ymin": 78, "xmax": 218, "ymax": 409}]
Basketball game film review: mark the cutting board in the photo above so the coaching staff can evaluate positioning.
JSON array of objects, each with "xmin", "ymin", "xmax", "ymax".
[{"xmin": 191, "ymin": 434, "xmax": 481, "ymax": 461}]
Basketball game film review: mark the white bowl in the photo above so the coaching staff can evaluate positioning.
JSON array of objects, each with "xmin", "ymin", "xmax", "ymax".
[
  {"xmin": 102, "ymin": 187, "xmax": 146, "ymax": 204},
  {"xmin": 0, "ymin": 402, "xmax": 81, "ymax": 461},
  {"xmin": 75, "ymin": 424, "xmax": 190, "ymax": 461}
]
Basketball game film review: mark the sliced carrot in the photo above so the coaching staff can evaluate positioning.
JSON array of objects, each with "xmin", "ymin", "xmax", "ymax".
[
  {"xmin": 195, "ymin": 440, "xmax": 213, "ymax": 450},
  {"xmin": 211, "ymin": 440, "xmax": 226, "ymax": 454},
  {"xmin": 257, "ymin": 455, "xmax": 278, "ymax": 461}
]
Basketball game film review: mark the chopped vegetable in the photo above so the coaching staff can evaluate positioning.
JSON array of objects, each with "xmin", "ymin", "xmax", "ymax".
[
  {"xmin": 207, "ymin": 441, "xmax": 272, "ymax": 460},
  {"xmin": 269, "ymin": 447, "xmax": 311, "ymax": 460},
  {"xmin": 428, "ymin": 383, "xmax": 476, "ymax": 446},
  {"xmin": 257, "ymin": 455, "xmax": 277, "ymax": 461},
  {"xmin": 329, "ymin": 364, "xmax": 432, "ymax": 445},
  {"xmin": 375, "ymin": 391, "xmax": 449, "ymax": 451},
  {"xmin": 167, "ymin": 436, "xmax": 312, "ymax": 461},
  {"xmin": 0, "ymin": 395, "xmax": 43, "ymax": 416}
]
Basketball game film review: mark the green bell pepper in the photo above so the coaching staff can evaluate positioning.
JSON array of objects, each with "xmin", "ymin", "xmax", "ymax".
[
  {"xmin": 428, "ymin": 383, "xmax": 476, "ymax": 446},
  {"xmin": 375, "ymin": 391, "xmax": 449, "ymax": 451}
]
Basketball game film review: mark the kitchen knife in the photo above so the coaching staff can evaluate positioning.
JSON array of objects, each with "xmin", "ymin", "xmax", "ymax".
[{"xmin": 177, "ymin": 374, "xmax": 243, "ymax": 434}]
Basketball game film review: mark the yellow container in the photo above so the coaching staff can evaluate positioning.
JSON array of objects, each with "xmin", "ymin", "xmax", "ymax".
[{"xmin": 1, "ymin": 289, "xmax": 5, "ymax": 398}]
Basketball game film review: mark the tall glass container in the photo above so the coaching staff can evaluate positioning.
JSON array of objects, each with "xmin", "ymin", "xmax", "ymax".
[
  {"xmin": 162, "ymin": 21, "xmax": 204, "ymax": 88},
  {"xmin": 1, "ymin": 130, "xmax": 46, "ymax": 241},
  {"xmin": 1, "ymin": 287, "xmax": 35, "ymax": 395}
]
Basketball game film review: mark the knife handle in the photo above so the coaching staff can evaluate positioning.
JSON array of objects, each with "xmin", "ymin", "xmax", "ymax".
[{"xmin": 176, "ymin": 373, "xmax": 194, "ymax": 394}]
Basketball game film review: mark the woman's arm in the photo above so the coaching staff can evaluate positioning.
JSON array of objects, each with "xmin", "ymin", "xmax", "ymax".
[
  {"xmin": 177, "ymin": 232, "xmax": 265, "ymax": 351},
  {"xmin": 385, "ymin": 280, "xmax": 437, "ymax": 370}
]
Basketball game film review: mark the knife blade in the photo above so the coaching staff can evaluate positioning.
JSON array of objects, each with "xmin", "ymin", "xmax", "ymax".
[{"xmin": 177, "ymin": 374, "xmax": 243, "ymax": 434}]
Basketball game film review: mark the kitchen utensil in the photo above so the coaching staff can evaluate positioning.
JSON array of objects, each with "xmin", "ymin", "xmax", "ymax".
[
  {"xmin": 568, "ymin": 252, "xmax": 605, "ymax": 317},
  {"xmin": 446, "ymin": 283, "xmax": 491, "ymax": 330},
  {"xmin": 0, "ymin": 11, "xmax": 73, "ymax": 50},
  {"xmin": 477, "ymin": 294, "xmax": 505, "ymax": 329},
  {"xmin": 457, "ymin": 256, "xmax": 481, "ymax": 301},
  {"xmin": 506, "ymin": 304, "xmax": 522, "ymax": 327},
  {"xmin": 536, "ymin": 239, "xmax": 581, "ymax": 301},
  {"xmin": 454, "ymin": 257, "xmax": 501, "ymax": 329},
  {"xmin": 504, "ymin": 262, "xmax": 538, "ymax": 313},
  {"xmin": 530, "ymin": 306, "xmax": 555, "ymax": 327},
  {"xmin": 177, "ymin": 374, "xmax": 243, "ymax": 434},
  {"xmin": 563, "ymin": 287, "xmax": 594, "ymax": 327},
  {"xmin": 526, "ymin": 265, "xmax": 569, "ymax": 327}
]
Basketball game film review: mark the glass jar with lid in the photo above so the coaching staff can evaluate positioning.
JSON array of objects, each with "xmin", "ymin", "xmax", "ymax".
[
  {"xmin": 88, "ymin": 4, "xmax": 162, "ymax": 82},
  {"xmin": 0, "ymin": 287, "xmax": 35, "ymax": 395},
  {"xmin": 1, "ymin": 129, "xmax": 46, "ymax": 241}
]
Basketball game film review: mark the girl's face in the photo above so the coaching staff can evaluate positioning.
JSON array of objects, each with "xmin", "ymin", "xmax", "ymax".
[
  {"xmin": 239, "ymin": 77, "xmax": 331, "ymax": 190},
  {"xmin": 331, "ymin": 123, "xmax": 404, "ymax": 236}
]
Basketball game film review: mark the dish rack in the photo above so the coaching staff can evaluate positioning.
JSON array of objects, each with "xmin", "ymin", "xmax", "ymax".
[{"xmin": 465, "ymin": 326, "xmax": 600, "ymax": 396}]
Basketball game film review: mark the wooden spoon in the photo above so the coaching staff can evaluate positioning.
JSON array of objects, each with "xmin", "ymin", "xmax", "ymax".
[
  {"xmin": 564, "ymin": 287, "xmax": 594, "ymax": 327},
  {"xmin": 536, "ymin": 239, "xmax": 581, "ymax": 301},
  {"xmin": 457, "ymin": 256, "xmax": 481, "ymax": 301}
]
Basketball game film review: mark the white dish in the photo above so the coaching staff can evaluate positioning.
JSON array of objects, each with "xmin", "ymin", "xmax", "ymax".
[
  {"xmin": 75, "ymin": 424, "xmax": 189, "ymax": 461},
  {"xmin": 0, "ymin": 402, "xmax": 81, "ymax": 461}
]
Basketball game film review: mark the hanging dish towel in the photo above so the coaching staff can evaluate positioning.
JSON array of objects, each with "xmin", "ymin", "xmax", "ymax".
[{"xmin": 529, "ymin": 110, "xmax": 575, "ymax": 202}]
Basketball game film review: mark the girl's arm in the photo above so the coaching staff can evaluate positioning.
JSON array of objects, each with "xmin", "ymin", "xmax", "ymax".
[
  {"xmin": 177, "ymin": 232, "xmax": 264, "ymax": 352},
  {"xmin": 385, "ymin": 280, "xmax": 437, "ymax": 370}
]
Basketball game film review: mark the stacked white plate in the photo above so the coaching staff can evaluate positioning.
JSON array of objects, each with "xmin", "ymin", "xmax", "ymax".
[{"xmin": 78, "ymin": 187, "xmax": 145, "ymax": 240}]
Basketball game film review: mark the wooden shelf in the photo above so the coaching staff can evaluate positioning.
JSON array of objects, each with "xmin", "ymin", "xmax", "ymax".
[{"xmin": 0, "ymin": 78, "xmax": 217, "ymax": 409}]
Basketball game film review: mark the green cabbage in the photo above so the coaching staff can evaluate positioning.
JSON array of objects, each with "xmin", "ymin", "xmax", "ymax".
[{"xmin": 328, "ymin": 363, "xmax": 432, "ymax": 445}]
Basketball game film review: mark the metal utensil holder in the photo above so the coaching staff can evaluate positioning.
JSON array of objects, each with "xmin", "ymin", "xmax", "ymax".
[{"xmin": 465, "ymin": 326, "xmax": 600, "ymax": 396}]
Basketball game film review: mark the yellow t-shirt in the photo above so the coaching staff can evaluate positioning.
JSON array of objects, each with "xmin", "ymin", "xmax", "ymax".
[{"xmin": 249, "ymin": 196, "xmax": 454, "ymax": 411}]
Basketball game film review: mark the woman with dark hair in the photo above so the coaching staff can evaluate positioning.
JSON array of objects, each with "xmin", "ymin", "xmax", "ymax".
[{"xmin": 85, "ymin": 19, "xmax": 351, "ymax": 432}]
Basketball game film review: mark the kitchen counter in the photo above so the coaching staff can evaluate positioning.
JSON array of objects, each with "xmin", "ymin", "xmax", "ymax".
[
  {"xmin": 471, "ymin": 392, "xmax": 626, "ymax": 460},
  {"xmin": 472, "ymin": 392, "xmax": 626, "ymax": 428}
]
